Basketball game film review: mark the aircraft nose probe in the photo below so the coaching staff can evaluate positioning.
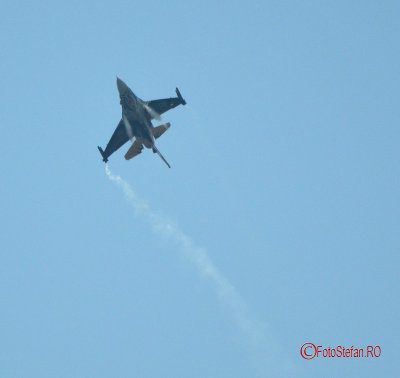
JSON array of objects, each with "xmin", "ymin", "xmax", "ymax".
[{"xmin": 116, "ymin": 77, "xmax": 129, "ymax": 95}]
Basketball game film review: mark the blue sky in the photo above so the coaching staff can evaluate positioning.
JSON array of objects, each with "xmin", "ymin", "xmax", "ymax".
[{"xmin": 1, "ymin": 1, "xmax": 399, "ymax": 377}]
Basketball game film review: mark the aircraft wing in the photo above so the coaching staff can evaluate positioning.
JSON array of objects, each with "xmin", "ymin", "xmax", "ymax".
[
  {"xmin": 147, "ymin": 98, "xmax": 182, "ymax": 116},
  {"xmin": 125, "ymin": 139, "xmax": 143, "ymax": 160},
  {"xmin": 146, "ymin": 88, "xmax": 186, "ymax": 116},
  {"xmin": 101, "ymin": 119, "xmax": 130, "ymax": 161}
]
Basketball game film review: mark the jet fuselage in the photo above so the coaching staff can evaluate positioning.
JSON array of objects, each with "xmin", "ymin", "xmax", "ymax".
[{"xmin": 117, "ymin": 78, "xmax": 154, "ymax": 148}]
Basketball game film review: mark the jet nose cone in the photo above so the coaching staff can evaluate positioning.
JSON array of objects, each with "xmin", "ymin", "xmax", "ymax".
[{"xmin": 116, "ymin": 77, "xmax": 128, "ymax": 94}]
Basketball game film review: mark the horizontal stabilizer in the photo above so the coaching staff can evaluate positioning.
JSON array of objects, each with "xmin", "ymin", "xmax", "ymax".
[
  {"xmin": 125, "ymin": 139, "xmax": 143, "ymax": 160},
  {"xmin": 151, "ymin": 122, "xmax": 171, "ymax": 139}
]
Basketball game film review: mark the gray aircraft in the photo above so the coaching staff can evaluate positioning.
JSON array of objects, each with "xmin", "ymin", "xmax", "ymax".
[{"xmin": 98, "ymin": 77, "xmax": 186, "ymax": 167}]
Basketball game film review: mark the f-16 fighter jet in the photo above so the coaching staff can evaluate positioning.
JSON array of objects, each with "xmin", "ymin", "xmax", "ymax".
[{"xmin": 98, "ymin": 77, "xmax": 186, "ymax": 168}]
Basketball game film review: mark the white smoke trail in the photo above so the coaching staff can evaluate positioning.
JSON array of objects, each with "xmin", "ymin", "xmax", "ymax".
[
  {"xmin": 143, "ymin": 102, "xmax": 163, "ymax": 122},
  {"xmin": 104, "ymin": 165, "xmax": 280, "ymax": 371},
  {"xmin": 122, "ymin": 115, "xmax": 133, "ymax": 141}
]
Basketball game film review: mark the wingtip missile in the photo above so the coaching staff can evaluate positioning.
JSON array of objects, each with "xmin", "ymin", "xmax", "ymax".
[
  {"xmin": 97, "ymin": 146, "xmax": 108, "ymax": 163},
  {"xmin": 175, "ymin": 87, "xmax": 186, "ymax": 105}
]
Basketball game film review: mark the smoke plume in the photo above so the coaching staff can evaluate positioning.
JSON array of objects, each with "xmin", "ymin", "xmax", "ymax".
[{"xmin": 104, "ymin": 165, "xmax": 281, "ymax": 372}]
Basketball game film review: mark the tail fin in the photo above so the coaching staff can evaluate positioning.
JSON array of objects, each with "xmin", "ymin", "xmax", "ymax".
[
  {"xmin": 97, "ymin": 146, "xmax": 108, "ymax": 163},
  {"xmin": 153, "ymin": 146, "xmax": 171, "ymax": 168}
]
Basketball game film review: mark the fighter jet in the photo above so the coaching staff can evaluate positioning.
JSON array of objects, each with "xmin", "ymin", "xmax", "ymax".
[{"xmin": 98, "ymin": 77, "xmax": 186, "ymax": 168}]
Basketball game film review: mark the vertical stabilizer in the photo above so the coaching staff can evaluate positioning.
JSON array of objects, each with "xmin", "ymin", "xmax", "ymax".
[{"xmin": 153, "ymin": 146, "xmax": 171, "ymax": 168}]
